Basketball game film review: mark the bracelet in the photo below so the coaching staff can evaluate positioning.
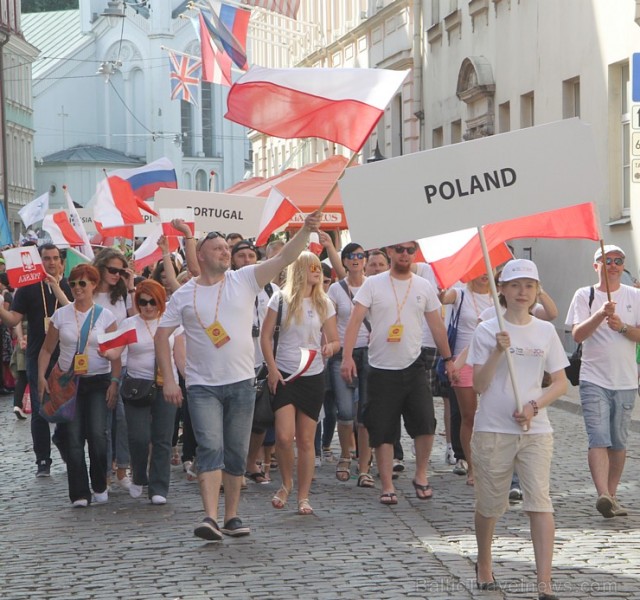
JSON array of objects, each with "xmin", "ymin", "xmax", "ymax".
[
  {"xmin": 620, "ymin": 324, "xmax": 628, "ymax": 335},
  {"xmin": 110, "ymin": 376, "xmax": 121, "ymax": 384},
  {"xmin": 185, "ymin": 237, "xmax": 194, "ymax": 240},
  {"xmin": 442, "ymin": 356, "xmax": 453, "ymax": 362},
  {"xmin": 529, "ymin": 400, "xmax": 539, "ymax": 416}
]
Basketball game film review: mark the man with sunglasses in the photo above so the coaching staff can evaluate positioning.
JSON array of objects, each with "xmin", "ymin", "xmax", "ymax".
[
  {"xmin": 566, "ymin": 244, "xmax": 640, "ymax": 519},
  {"xmin": 341, "ymin": 241, "xmax": 456, "ymax": 505},
  {"xmin": 156, "ymin": 213, "xmax": 321, "ymax": 541},
  {"xmin": 0, "ymin": 244, "xmax": 72, "ymax": 476}
]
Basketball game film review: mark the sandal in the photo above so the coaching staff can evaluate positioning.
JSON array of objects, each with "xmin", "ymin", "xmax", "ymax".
[
  {"xmin": 335, "ymin": 457, "xmax": 351, "ymax": 482},
  {"xmin": 271, "ymin": 486, "xmax": 291, "ymax": 509},
  {"xmin": 379, "ymin": 492, "xmax": 398, "ymax": 505},
  {"xmin": 245, "ymin": 470, "xmax": 269, "ymax": 484},
  {"xmin": 298, "ymin": 498, "xmax": 314, "ymax": 515},
  {"xmin": 184, "ymin": 460, "xmax": 197, "ymax": 482},
  {"xmin": 412, "ymin": 479, "xmax": 433, "ymax": 500},
  {"xmin": 357, "ymin": 472, "xmax": 375, "ymax": 488},
  {"xmin": 171, "ymin": 447, "xmax": 180, "ymax": 466}
]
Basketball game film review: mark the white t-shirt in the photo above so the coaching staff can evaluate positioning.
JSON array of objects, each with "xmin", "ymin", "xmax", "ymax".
[
  {"xmin": 354, "ymin": 271, "xmax": 441, "ymax": 370},
  {"xmin": 51, "ymin": 303, "xmax": 116, "ymax": 375},
  {"xmin": 160, "ymin": 267, "xmax": 262, "ymax": 387},
  {"xmin": 566, "ymin": 285, "xmax": 640, "ymax": 389},
  {"xmin": 267, "ymin": 291, "xmax": 336, "ymax": 376},
  {"xmin": 95, "ymin": 291, "xmax": 132, "ymax": 365},
  {"xmin": 467, "ymin": 317, "xmax": 569, "ymax": 435},
  {"xmin": 254, "ymin": 283, "xmax": 280, "ymax": 368},
  {"xmin": 328, "ymin": 280, "xmax": 369, "ymax": 348},
  {"xmin": 450, "ymin": 288, "xmax": 493, "ymax": 356},
  {"xmin": 415, "ymin": 263, "xmax": 440, "ymax": 348},
  {"xmin": 121, "ymin": 314, "xmax": 182, "ymax": 381}
]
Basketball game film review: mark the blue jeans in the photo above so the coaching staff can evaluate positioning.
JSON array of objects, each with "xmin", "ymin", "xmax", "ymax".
[
  {"xmin": 124, "ymin": 388, "xmax": 177, "ymax": 498},
  {"xmin": 187, "ymin": 379, "xmax": 255, "ymax": 476},
  {"xmin": 106, "ymin": 372, "xmax": 130, "ymax": 473},
  {"xmin": 26, "ymin": 354, "xmax": 53, "ymax": 464},
  {"xmin": 329, "ymin": 348, "xmax": 369, "ymax": 424},
  {"xmin": 65, "ymin": 374, "xmax": 110, "ymax": 503}
]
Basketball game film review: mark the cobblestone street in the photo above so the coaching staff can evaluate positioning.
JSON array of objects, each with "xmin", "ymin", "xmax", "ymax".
[{"xmin": 1, "ymin": 392, "xmax": 638, "ymax": 600}]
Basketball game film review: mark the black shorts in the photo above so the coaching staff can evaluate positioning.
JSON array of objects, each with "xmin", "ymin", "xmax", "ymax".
[
  {"xmin": 272, "ymin": 371, "xmax": 325, "ymax": 421},
  {"xmin": 364, "ymin": 353, "xmax": 436, "ymax": 448}
]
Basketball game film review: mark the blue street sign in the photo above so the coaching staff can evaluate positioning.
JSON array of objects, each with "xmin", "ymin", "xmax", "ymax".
[{"xmin": 633, "ymin": 53, "xmax": 640, "ymax": 102}]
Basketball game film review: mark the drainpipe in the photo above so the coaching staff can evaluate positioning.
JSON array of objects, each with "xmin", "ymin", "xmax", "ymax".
[
  {"xmin": 0, "ymin": 28, "xmax": 10, "ymax": 219},
  {"xmin": 412, "ymin": 0, "xmax": 424, "ymax": 151}
]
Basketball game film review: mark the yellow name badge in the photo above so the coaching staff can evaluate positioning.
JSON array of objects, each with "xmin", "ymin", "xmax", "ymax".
[
  {"xmin": 73, "ymin": 353, "xmax": 89, "ymax": 375},
  {"xmin": 43, "ymin": 317, "xmax": 51, "ymax": 334},
  {"xmin": 206, "ymin": 321, "xmax": 231, "ymax": 348},
  {"xmin": 387, "ymin": 324, "xmax": 404, "ymax": 343}
]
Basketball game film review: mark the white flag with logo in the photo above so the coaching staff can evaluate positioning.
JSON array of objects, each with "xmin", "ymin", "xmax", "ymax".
[{"xmin": 19, "ymin": 193, "xmax": 49, "ymax": 228}]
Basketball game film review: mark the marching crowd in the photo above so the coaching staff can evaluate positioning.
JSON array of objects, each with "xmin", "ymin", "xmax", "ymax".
[{"xmin": 4, "ymin": 213, "xmax": 640, "ymax": 600}]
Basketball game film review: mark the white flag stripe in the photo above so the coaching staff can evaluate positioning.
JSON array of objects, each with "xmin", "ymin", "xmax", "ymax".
[{"xmin": 65, "ymin": 189, "xmax": 94, "ymax": 259}]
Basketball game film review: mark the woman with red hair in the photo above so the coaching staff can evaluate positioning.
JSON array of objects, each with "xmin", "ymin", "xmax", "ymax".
[{"xmin": 101, "ymin": 279, "xmax": 186, "ymax": 505}]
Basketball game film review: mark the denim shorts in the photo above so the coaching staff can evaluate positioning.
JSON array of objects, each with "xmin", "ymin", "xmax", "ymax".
[
  {"xmin": 579, "ymin": 381, "xmax": 636, "ymax": 450},
  {"xmin": 328, "ymin": 348, "xmax": 369, "ymax": 424},
  {"xmin": 187, "ymin": 379, "xmax": 255, "ymax": 476}
]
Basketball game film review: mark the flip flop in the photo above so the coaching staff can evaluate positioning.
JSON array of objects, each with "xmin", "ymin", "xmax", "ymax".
[
  {"xmin": 245, "ymin": 470, "xmax": 269, "ymax": 484},
  {"xmin": 379, "ymin": 492, "xmax": 398, "ymax": 505},
  {"xmin": 412, "ymin": 479, "xmax": 433, "ymax": 500}
]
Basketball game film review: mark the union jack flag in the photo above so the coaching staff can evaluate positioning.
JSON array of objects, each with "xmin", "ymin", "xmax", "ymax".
[{"xmin": 168, "ymin": 51, "xmax": 202, "ymax": 106}]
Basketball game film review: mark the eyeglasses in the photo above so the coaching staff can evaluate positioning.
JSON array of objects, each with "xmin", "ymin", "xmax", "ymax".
[
  {"xmin": 345, "ymin": 252, "xmax": 366, "ymax": 260},
  {"xmin": 138, "ymin": 298, "xmax": 157, "ymax": 307},
  {"xmin": 106, "ymin": 266, "xmax": 128, "ymax": 277},
  {"xmin": 69, "ymin": 280, "xmax": 89, "ymax": 288},
  {"xmin": 392, "ymin": 246, "xmax": 417, "ymax": 255},
  {"xmin": 309, "ymin": 264, "xmax": 322, "ymax": 273},
  {"xmin": 601, "ymin": 257, "xmax": 624, "ymax": 266},
  {"xmin": 197, "ymin": 231, "xmax": 225, "ymax": 250}
]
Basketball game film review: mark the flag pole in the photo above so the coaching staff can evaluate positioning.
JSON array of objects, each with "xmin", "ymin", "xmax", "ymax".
[
  {"xmin": 477, "ymin": 226, "xmax": 527, "ymax": 429},
  {"xmin": 599, "ymin": 239, "xmax": 612, "ymax": 302},
  {"xmin": 317, "ymin": 151, "xmax": 359, "ymax": 212}
]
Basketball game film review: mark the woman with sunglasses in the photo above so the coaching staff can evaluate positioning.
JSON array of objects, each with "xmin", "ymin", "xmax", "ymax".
[
  {"xmin": 37, "ymin": 265, "xmax": 120, "ymax": 507},
  {"xmin": 100, "ymin": 280, "xmax": 186, "ymax": 505},
  {"xmin": 327, "ymin": 243, "xmax": 374, "ymax": 487},
  {"xmin": 93, "ymin": 248, "xmax": 136, "ymax": 490},
  {"xmin": 261, "ymin": 252, "xmax": 339, "ymax": 515}
]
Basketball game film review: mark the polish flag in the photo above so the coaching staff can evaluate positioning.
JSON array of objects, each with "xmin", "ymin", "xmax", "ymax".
[
  {"xmin": 42, "ymin": 211, "xmax": 84, "ymax": 248},
  {"xmin": 3, "ymin": 246, "xmax": 46, "ymax": 289},
  {"xmin": 64, "ymin": 187, "xmax": 94, "ymax": 259},
  {"xmin": 134, "ymin": 224, "xmax": 180, "ymax": 271},
  {"xmin": 283, "ymin": 348, "xmax": 318, "ymax": 382},
  {"xmin": 93, "ymin": 176, "xmax": 158, "ymax": 229},
  {"xmin": 159, "ymin": 208, "xmax": 196, "ymax": 237},
  {"xmin": 98, "ymin": 323, "xmax": 138, "ymax": 353},
  {"xmin": 94, "ymin": 221, "xmax": 135, "ymax": 240},
  {"xmin": 307, "ymin": 232, "xmax": 323, "ymax": 255},
  {"xmin": 255, "ymin": 186, "xmax": 299, "ymax": 246},
  {"xmin": 225, "ymin": 66, "xmax": 409, "ymax": 151}
]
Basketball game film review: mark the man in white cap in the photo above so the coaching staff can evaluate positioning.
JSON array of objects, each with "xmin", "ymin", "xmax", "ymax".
[{"xmin": 566, "ymin": 245, "xmax": 640, "ymax": 518}]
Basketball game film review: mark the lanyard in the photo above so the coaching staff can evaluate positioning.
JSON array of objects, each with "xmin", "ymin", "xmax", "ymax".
[
  {"xmin": 389, "ymin": 274, "xmax": 413, "ymax": 325},
  {"xmin": 40, "ymin": 281, "xmax": 59, "ymax": 318},
  {"xmin": 192, "ymin": 277, "xmax": 226, "ymax": 330}
]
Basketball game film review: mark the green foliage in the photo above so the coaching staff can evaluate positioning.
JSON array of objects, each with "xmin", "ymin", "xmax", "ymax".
[{"xmin": 21, "ymin": 0, "xmax": 79, "ymax": 13}]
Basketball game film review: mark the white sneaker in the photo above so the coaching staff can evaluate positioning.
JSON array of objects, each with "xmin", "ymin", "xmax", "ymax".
[
  {"xmin": 129, "ymin": 483, "xmax": 143, "ymax": 499},
  {"xmin": 151, "ymin": 495, "xmax": 167, "ymax": 505},
  {"xmin": 452, "ymin": 459, "xmax": 468, "ymax": 475},
  {"xmin": 92, "ymin": 490, "xmax": 109, "ymax": 504},
  {"xmin": 445, "ymin": 443, "xmax": 456, "ymax": 465},
  {"xmin": 314, "ymin": 456, "xmax": 322, "ymax": 468},
  {"xmin": 115, "ymin": 474, "xmax": 131, "ymax": 490},
  {"xmin": 72, "ymin": 499, "xmax": 88, "ymax": 508}
]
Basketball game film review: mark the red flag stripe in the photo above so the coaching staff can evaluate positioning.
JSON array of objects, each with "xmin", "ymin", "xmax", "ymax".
[{"xmin": 52, "ymin": 211, "xmax": 83, "ymax": 245}]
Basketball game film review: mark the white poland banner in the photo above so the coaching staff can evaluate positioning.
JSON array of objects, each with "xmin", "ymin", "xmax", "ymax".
[{"xmin": 338, "ymin": 119, "xmax": 604, "ymax": 250}]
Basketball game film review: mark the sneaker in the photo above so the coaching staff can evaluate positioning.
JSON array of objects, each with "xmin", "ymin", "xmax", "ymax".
[
  {"xmin": 314, "ymin": 456, "xmax": 322, "ymax": 468},
  {"xmin": 612, "ymin": 497, "xmax": 628, "ymax": 517},
  {"xmin": 36, "ymin": 460, "xmax": 51, "ymax": 478},
  {"xmin": 596, "ymin": 493, "xmax": 615, "ymax": 518},
  {"xmin": 129, "ymin": 484, "xmax": 143, "ymax": 499},
  {"xmin": 445, "ymin": 443, "xmax": 456, "ymax": 465},
  {"xmin": 92, "ymin": 490, "xmax": 109, "ymax": 504},
  {"xmin": 392, "ymin": 459, "xmax": 405, "ymax": 472},
  {"xmin": 115, "ymin": 474, "xmax": 131, "ymax": 490},
  {"xmin": 194, "ymin": 517, "xmax": 223, "ymax": 541},
  {"xmin": 151, "ymin": 495, "xmax": 167, "ymax": 505},
  {"xmin": 452, "ymin": 459, "xmax": 468, "ymax": 476},
  {"xmin": 72, "ymin": 499, "xmax": 88, "ymax": 508},
  {"xmin": 13, "ymin": 406, "xmax": 27, "ymax": 420},
  {"xmin": 509, "ymin": 486, "xmax": 523, "ymax": 502},
  {"xmin": 221, "ymin": 517, "xmax": 250, "ymax": 537}
]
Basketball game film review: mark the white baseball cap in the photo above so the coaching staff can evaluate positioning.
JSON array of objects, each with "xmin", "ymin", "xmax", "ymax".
[
  {"xmin": 594, "ymin": 245, "xmax": 625, "ymax": 262},
  {"xmin": 499, "ymin": 259, "xmax": 539, "ymax": 282}
]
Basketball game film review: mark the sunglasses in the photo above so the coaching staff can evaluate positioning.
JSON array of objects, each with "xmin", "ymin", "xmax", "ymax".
[
  {"xmin": 601, "ymin": 257, "xmax": 624, "ymax": 266},
  {"xmin": 197, "ymin": 231, "xmax": 225, "ymax": 250},
  {"xmin": 345, "ymin": 252, "xmax": 366, "ymax": 260},
  {"xmin": 106, "ymin": 266, "xmax": 128, "ymax": 277},
  {"xmin": 69, "ymin": 280, "xmax": 89, "ymax": 288},
  {"xmin": 138, "ymin": 298, "xmax": 157, "ymax": 307},
  {"xmin": 309, "ymin": 264, "xmax": 322, "ymax": 273},
  {"xmin": 392, "ymin": 246, "xmax": 417, "ymax": 255}
]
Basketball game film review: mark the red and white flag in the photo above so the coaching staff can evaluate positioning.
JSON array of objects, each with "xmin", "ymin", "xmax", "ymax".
[
  {"xmin": 197, "ymin": 13, "xmax": 233, "ymax": 87},
  {"xmin": 98, "ymin": 323, "xmax": 138, "ymax": 353},
  {"xmin": 307, "ymin": 232, "xmax": 323, "ymax": 255},
  {"xmin": 93, "ymin": 176, "xmax": 158, "ymax": 229},
  {"xmin": 42, "ymin": 211, "xmax": 84, "ymax": 248},
  {"xmin": 159, "ymin": 208, "xmax": 195, "ymax": 237},
  {"xmin": 225, "ymin": 66, "xmax": 409, "ymax": 151},
  {"xmin": 283, "ymin": 348, "xmax": 318, "ymax": 382},
  {"xmin": 255, "ymin": 186, "xmax": 299, "ymax": 246},
  {"xmin": 134, "ymin": 224, "xmax": 180, "ymax": 271},
  {"xmin": 64, "ymin": 187, "xmax": 94, "ymax": 259},
  {"xmin": 2, "ymin": 246, "xmax": 46, "ymax": 288}
]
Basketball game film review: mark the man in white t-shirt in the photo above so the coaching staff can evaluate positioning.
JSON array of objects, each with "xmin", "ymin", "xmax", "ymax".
[
  {"xmin": 341, "ymin": 241, "xmax": 455, "ymax": 505},
  {"xmin": 156, "ymin": 213, "xmax": 320, "ymax": 541},
  {"xmin": 566, "ymin": 244, "xmax": 640, "ymax": 519}
]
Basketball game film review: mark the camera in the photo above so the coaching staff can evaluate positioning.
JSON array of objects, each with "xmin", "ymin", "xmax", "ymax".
[{"xmin": 252, "ymin": 325, "xmax": 260, "ymax": 338}]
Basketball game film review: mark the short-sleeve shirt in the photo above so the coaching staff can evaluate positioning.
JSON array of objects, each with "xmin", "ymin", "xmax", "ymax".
[
  {"xmin": 328, "ymin": 280, "xmax": 369, "ymax": 348},
  {"xmin": 254, "ymin": 283, "xmax": 279, "ymax": 368}
]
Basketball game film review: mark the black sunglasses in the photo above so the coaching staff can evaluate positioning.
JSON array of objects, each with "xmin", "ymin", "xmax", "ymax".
[
  {"xmin": 197, "ymin": 231, "xmax": 225, "ymax": 250},
  {"xmin": 138, "ymin": 298, "xmax": 157, "ymax": 307},
  {"xmin": 392, "ymin": 246, "xmax": 417, "ymax": 255},
  {"xmin": 345, "ymin": 252, "xmax": 366, "ymax": 260},
  {"xmin": 601, "ymin": 257, "xmax": 624, "ymax": 266},
  {"xmin": 106, "ymin": 266, "xmax": 128, "ymax": 277},
  {"xmin": 69, "ymin": 280, "xmax": 89, "ymax": 288}
]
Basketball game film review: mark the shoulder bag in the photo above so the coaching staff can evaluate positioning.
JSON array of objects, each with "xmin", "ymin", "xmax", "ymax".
[
  {"xmin": 565, "ymin": 286, "xmax": 594, "ymax": 386},
  {"xmin": 435, "ymin": 290, "xmax": 465, "ymax": 386}
]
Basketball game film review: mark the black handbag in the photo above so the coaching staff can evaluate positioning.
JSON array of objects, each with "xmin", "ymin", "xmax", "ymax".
[
  {"xmin": 565, "ymin": 286, "xmax": 594, "ymax": 386},
  {"xmin": 253, "ymin": 296, "xmax": 283, "ymax": 428},
  {"xmin": 121, "ymin": 375, "xmax": 156, "ymax": 407},
  {"xmin": 435, "ymin": 291, "xmax": 464, "ymax": 385}
]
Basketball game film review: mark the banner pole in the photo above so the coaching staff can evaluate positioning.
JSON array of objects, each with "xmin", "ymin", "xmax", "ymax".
[
  {"xmin": 317, "ymin": 150, "xmax": 359, "ymax": 212},
  {"xmin": 477, "ymin": 226, "xmax": 526, "ymax": 428},
  {"xmin": 599, "ymin": 239, "xmax": 611, "ymax": 302}
]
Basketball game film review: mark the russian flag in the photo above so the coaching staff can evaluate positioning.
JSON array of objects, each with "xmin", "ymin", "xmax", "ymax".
[
  {"xmin": 109, "ymin": 158, "xmax": 178, "ymax": 202},
  {"xmin": 201, "ymin": 4, "xmax": 249, "ymax": 71},
  {"xmin": 98, "ymin": 323, "xmax": 138, "ymax": 353}
]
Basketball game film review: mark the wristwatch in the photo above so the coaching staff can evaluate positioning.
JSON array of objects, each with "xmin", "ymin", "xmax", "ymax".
[{"xmin": 620, "ymin": 324, "xmax": 628, "ymax": 335}]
